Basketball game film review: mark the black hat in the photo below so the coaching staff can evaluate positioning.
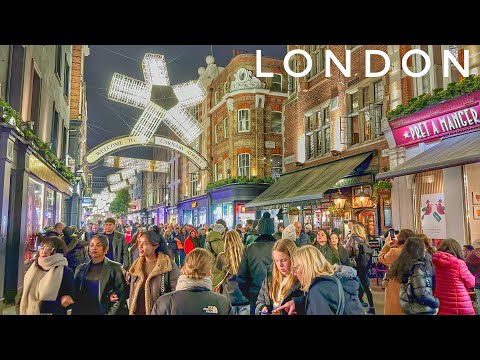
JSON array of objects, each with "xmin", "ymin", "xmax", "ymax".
[{"xmin": 258, "ymin": 212, "xmax": 274, "ymax": 235}]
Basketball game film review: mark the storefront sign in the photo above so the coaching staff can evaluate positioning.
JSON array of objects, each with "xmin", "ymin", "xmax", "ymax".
[
  {"xmin": 29, "ymin": 155, "xmax": 73, "ymax": 196},
  {"xmin": 265, "ymin": 141, "xmax": 275, "ymax": 149},
  {"xmin": 154, "ymin": 137, "xmax": 208, "ymax": 170},
  {"xmin": 332, "ymin": 174, "xmax": 372, "ymax": 188},
  {"xmin": 391, "ymin": 92, "xmax": 480, "ymax": 147},
  {"xmin": 420, "ymin": 193, "xmax": 447, "ymax": 239},
  {"xmin": 192, "ymin": 201, "xmax": 197, "ymax": 208}
]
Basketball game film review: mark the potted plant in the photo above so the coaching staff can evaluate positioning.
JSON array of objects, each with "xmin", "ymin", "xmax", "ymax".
[
  {"xmin": 328, "ymin": 205, "xmax": 345, "ymax": 218},
  {"xmin": 372, "ymin": 180, "xmax": 392, "ymax": 201}
]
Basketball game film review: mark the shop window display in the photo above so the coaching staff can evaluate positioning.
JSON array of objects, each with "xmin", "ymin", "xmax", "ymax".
[{"xmin": 25, "ymin": 178, "xmax": 44, "ymax": 263}]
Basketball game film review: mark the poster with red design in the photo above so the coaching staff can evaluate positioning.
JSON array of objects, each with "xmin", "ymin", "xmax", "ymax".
[{"xmin": 421, "ymin": 193, "xmax": 446, "ymax": 239}]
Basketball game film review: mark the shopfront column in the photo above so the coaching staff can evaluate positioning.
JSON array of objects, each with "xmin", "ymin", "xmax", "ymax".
[
  {"xmin": 0, "ymin": 129, "xmax": 15, "ymax": 310},
  {"xmin": 3, "ymin": 140, "xmax": 31, "ymax": 303},
  {"xmin": 444, "ymin": 166, "xmax": 468, "ymax": 245}
]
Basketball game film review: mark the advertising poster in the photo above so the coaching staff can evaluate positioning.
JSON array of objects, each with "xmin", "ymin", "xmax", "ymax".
[{"xmin": 421, "ymin": 193, "xmax": 446, "ymax": 239}]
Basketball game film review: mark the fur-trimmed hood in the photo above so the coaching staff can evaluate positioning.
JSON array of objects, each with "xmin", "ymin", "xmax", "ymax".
[{"xmin": 129, "ymin": 252, "xmax": 172, "ymax": 279}]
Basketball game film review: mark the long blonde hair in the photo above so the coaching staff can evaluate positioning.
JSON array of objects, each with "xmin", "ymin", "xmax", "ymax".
[
  {"xmin": 294, "ymin": 245, "xmax": 335, "ymax": 291},
  {"xmin": 222, "ymin": 230, "xmax": 245, "ymax": 275},
  {"xmin": 351, "ymin": 223, "xmax": 366, "ymax": 240},
  {"xmin": 270, "ymin": 239, "xmax": 297, "ymax": 304}
]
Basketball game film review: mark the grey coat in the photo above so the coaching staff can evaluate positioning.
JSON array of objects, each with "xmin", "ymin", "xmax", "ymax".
[{"xmin": 255, "ymin": 271, "xmax": 302, "ymax": 314}]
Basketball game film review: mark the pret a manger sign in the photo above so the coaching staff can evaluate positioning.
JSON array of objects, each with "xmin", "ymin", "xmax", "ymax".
[{"xmin": 390, "ymin": 91, "xmax": 480, "ymax": 147}]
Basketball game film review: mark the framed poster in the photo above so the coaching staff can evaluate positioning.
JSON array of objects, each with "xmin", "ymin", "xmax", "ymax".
[
  {"xmin": 384, "ymin": 206, "xmax": 392, "ymax": 227},
  {"xmin": 473, "ymin": 192, "xmax": 480, "ymax": 205},
  {"xmin": 474, "ymin": 206, "xmax": 480, "ymax": 220},
  {"xmin": 420, "ymin": 193, "xmax": 446, "ymax": 239}
]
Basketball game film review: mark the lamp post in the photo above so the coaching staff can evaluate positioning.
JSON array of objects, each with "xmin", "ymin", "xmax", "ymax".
[{"xmin": 357, "ymin": 185, "xmax": 370, "ymax": 207}]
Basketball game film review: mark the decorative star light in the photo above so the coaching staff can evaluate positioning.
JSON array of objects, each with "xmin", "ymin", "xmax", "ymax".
[
  {"xmin": 403, "ymin": 131, "xmax": 410, "ymax": 139},
  {"xmin": 108, "ymin": 53, "xmax": 206, "ymax": 145}
]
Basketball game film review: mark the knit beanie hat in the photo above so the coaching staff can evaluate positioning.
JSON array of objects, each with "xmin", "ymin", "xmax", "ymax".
[
  {"xmin": 282, "ymin": 225, "xmax": 296, "ymax": 242},
  {"xmin": 258, "ymin": 212, "xmax": 274, "ymax": 235}
]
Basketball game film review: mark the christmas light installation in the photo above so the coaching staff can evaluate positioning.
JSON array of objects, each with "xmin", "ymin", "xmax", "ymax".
[
  {"xmin": 109, "ymin": 180, "xmax": 129, "ymax": 193},
  {"xmin": 108, "ymin": 53, "xmax": 206, "ymax": 145},
  {"xmin": 103, "ymin": 155, "xmax": 169, "ymax": 173},
  {"xmin": 107, "ymin": 169, "xmax": 138, "ymax": 185}
]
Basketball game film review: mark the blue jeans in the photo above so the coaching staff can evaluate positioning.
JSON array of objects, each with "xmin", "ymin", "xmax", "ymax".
[
  {"xmin": 178, "ymin": 249, "xmax": 185, "ymax": 267},
  {"xmin": 231, "ymin": 305, "xmax": 250, "ymax": 315}
]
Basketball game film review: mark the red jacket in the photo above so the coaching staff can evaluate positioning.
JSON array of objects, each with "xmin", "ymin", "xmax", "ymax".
[
  {"xmin": 184, "ymin": 229, "xmax": 199, "ymax": 255},
  {"xmin": 432, "ymin": 251, "xmax": 475, "ymax": 315}
]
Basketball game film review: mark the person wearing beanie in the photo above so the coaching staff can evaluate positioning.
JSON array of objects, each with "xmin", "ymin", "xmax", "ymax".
[
  {"xmin": 216, "ymin": 219, "xmax": 228, "ymax": 231},
  {"xmin": 282, "ymin": 225, "xmax": 296, "ymax": 242},
  {"xmin": 205, "ymin": 222, "xmax": 226, "ymax": 288},
  {"xmin": 237, "ymin": 212, "xmax": 277, "ymax": 314},
  {"xmin": 246, "ymin": 219, "xmax": 260, "ymax": 246},
  {"xmin": 273, "ymin": 223, "xmax": 285, "ymax": 241}
]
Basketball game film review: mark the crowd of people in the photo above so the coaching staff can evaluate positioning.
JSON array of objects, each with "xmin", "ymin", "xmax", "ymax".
[{"xmin": 15, "ymin": 214, "xmax": 480, "ymax": 316}]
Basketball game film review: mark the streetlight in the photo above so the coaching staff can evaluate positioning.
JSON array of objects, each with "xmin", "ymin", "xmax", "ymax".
[
  {"xmin": 356, "ymin": 185, "xmax": 370, "ymax": 207},
  {"xmin": 332, "ymin": 189, "xmax": 347, "ymax": 209}
]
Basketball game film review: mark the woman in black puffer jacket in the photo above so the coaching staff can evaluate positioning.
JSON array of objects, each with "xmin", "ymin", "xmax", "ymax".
[{"xmin": 390, "ymin": 236, "xmax": 439, "ymax": 315}]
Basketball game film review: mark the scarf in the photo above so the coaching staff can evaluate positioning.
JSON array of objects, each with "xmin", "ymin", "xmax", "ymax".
[
  {"xmin": 20, "ymin": 253, "xmax": 68, "ymax": 315},
  {"xmin": 175, "ymin": 274, "xmax": 213, "ymax": 291}
]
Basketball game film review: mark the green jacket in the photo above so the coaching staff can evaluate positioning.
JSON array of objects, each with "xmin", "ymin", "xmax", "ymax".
[{"xmin": 205, "ymin": 230, "xmax": 225, "ymax": 287}]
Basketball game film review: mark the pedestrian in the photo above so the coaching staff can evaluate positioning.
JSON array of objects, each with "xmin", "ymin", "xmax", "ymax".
[
  {"xmin": 312, "ymin": 229, "xmax": 335, "ymax": 264},
  {"xmin": 433, "ymin": 238, "xmax": 476, "ymax": 315},
  {"xmin": 237, "ymin": 211, "xmax": 277, "ymax": 314},
  {"xmin": 127, "ymin": 230, "xmax": 180, "ymax": 315},
  {"xmin": 73, "ymin": 234, "xmax": 128, "ymax": 315},
  {"xmin": 255, "ymin": 238, "xmax": 302, "ymax": 315},
  {"xmin": 273, "ymin": 223, "xmax": 285, "ymax": 241},
  {"xmin": 103, "ymin": 218, "xmax": 128, "ymax": 269},
  {"xmin": 465, "ymin": 239, "xmax": 480, "ymax": 315},
  {"xmin": 215, "ymin": 230, "xmax": 250, "ymax": 315},
  {"xmin": 18, "ymin": 236, "xmax": 74, "ymax": 315},
  {"xmin": 184, "ymin": 228, "xmax": 201, "ymax": 255},
  {"xmin": 151, "ymin": 248, "xmax": 232, "ymax": 315},
  {"xmin": 205, "ymin": 223, "xmax": 226, "ymax": 288},
  {"xmin": 389, "ymin": 236, "xmax": 439, "ymax": 315},
  {"xmin": 329, "ymin": 230, "xmax": 350, "ymax": 266}
]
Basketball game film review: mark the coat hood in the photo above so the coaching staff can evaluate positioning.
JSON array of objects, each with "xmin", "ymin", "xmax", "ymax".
[
  {"xmin": 432, "ymin": 251, "xmax": 461, "ymax": 268},
  {"xmin": 334, "ymin": 266, "xmax": 360, "ymax": 296},
  {"xmin": 206, "ymin": 230, "xmax": 223, "ymax": 243},
  {"xmin": 129, "ymin": 252, "xmax": 172, "ymax": 278}
]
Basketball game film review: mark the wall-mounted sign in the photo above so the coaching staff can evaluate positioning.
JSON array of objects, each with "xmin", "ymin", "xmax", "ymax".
[
  {"xmin": 390, "ymin": 91, "xmax": 480, "ymax": 147},
  {"xmin": 265, "ymin": 141, "xmax": 275, "ymax": 149},
  {"xmin": 29, "ymin": 155, "xmax": 73, "ymax": 196},
  {"xmin": 241, "ymin": 206, "xmax": 246, "ymax": 213},
  {"xmin": 284, "ymin": 154, "xmax": 295, "ymax": 165},
  {"xmin": 192, "ymin": 201, "xmax": 197, "ymax": 208}
]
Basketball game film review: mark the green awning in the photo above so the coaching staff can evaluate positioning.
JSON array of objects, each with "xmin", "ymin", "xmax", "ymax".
[
  {"xmin": 376, "ymin": 131, "xmax": 480, "ymax": 180},
  {"xmin": 246, "ymin": 152, "xmax": 372, "ymax": 209}
]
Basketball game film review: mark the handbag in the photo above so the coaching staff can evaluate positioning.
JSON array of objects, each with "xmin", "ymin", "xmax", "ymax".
[{"xmin": 214, "ymin": 270, "xmax": 229, "ymax": 293}]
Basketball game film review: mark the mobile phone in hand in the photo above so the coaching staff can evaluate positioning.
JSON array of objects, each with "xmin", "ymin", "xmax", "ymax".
[{"xmin": 389, "ymin": 228, "xmax": 395, "ymax": 239}]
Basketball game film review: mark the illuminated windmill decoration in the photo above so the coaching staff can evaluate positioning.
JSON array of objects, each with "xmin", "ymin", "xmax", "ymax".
[{"xmin": 108, "ymin": 53, "xmax": 205, "ymax": 145}]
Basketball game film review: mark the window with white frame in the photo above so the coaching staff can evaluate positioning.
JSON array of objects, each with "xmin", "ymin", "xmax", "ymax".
[
  {"xmin": 271, "ymin": 155, "xmax": 282, "ymax": 179},
  {"xmin": 223, "ymin": 158, "xmax": 230, "ymax": 179},
  {"xmin": 315, "ymin": 106, "xmax": 331, "ymax": 157},
  {"xmin": 271, "ymin": 111, "xmax": 282, "ymax": 134},
  {"xmin": 288, "ymin": 56, "xmax": 297, "ymax": 95},
  {"xmin": 215, "ymin": 123, "xmax": 218, "ymax": 144},
  {"xmin": 307, "ymin": 45, "xmax": 326, "ymax": 78},
  {"xmin": 189, "ymin": 173, "xmax": 199, "ymax": 197},
  {"xmin": 238, "ymin": 153, "xmax": 250, "ymax": 178},
  {"xmin": 238, "ymin": 109, "xmax": 250, "ymax": 132},
  {"xmin": 342, "ymin": 82, "xmax": 383, "ymax": 147},
  {"xmin": 223, "ymin": 117, "xmax": 228, "ymax": 139},
  {"xmin": 271, "ymin": 74, "xmax": 282, "ymax": 92}
]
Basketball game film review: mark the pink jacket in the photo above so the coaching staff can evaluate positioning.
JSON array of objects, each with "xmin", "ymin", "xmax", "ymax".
[{"xmin": 432, "ymin": 251, "xmax": 475, "ymax": 315}]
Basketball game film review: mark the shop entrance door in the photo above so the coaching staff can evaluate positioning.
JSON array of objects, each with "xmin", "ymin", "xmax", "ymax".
[{"xmin": 355, "ymin": 210, "xmax": 376, "ymax": 237}]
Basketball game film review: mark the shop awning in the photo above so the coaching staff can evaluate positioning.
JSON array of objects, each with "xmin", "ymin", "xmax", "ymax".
[
  {"xmin": 376, "ymin": 131, "xmax": 480, "ymax": 180},
  {"xmin": 245, "ymin": 152, "xmax": 372, "ymax": 209}
]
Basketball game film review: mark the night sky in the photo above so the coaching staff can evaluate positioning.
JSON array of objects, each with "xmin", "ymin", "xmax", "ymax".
[{"xmin": 84, "ymin": 45, "xmax": 287, "ymax": 178}]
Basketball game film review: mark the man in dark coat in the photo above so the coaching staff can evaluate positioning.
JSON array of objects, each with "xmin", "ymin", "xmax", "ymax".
[
  {"xmin": 103, "ymin": 218, "xmax": 128, "ymax": 269},
  {"xmin": 237, "ymin": 212, "xmax": 277, "ymax": 314}
]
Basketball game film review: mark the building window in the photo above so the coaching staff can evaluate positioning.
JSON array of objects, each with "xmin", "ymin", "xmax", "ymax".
[
  {"xmin": 271, "ymin": 111, "xmax": 282, "ymax": 134},
  {"xmin": 238, "ymin": 109, "xmax": 250, "ymax": 132},
  {"xmin": 271, "ymin": 155, "xmax": 282, "ymax": 179},
  {"xmin": 308, "ymin": 45, "xmax": 326, "ymax": 78},
  {"xmin": 51, "ymin": 105, "xmax": 60, "ymax": 155},
  {"xmin": 62, "ymin": 124, "xmax": 68, "ymax": 162},
  {"xmin": 271, "ymin": 73, "xmax": 282, "ymax": 92},
  {"xmin": 314, "ymin": 107, "xmax": 331, "ymax": 157},
  {"xmin": 223, "ymin": 117, "xmax": 228, "ymax": 139},
  {"xmin": 215, "ymin": 123, "xmax": 218, "ymax": 144},
  {"xmin": 306, "ymin": 114, "xmax": 314, "ymax": 132},
  {"xmin": 30, "ymin": 64, "xmax": 41, "ymax": 136},
  {"xmin": 288, "ymin": 56, "xmax": 297, "ymax": 95},
  {"xmin": 224, "ymin": 158, "xmax": 230, "ymax": 179},
  {"xmin": 349, "ymin": 92, "xmax": 359, "ymax": 114},
  {"xmin": 374, "ymin": 80, "xmax": 384, "ymax": 103},
  {"xmin": 331, "ymin": 96, "xmax": 339, "ymax": 110},
  {"xmin": 214, "ymin": 90, "xmax": 220, "ymax": 105},
  {"xmin": 55, "ymin": 45, "xmax": 62, "ymax": 79},
  {"xmin": 238, "ymin": 153, "xmax": 250, "ymax": 178},
  {"xmin": 189, "ymin": 173, "xmax": 199, "ymax": 197},
  {"xmin": 63, "ymin": 54, "xmax": 70, "ymax": 99}
]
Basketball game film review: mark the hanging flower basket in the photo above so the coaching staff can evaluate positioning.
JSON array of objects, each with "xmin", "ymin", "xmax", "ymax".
[
  {"xmin": 328, "ymin": 205, "xmax": 344, "ymax": 218},
  {"xmin": 373, "ymin": 180, "xmax": 392, "ymax": 201}
]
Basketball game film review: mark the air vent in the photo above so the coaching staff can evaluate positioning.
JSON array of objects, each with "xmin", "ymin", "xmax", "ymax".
[{"xmin": 347, "ymin": 77, "xmax": 360, "ymax": 87}]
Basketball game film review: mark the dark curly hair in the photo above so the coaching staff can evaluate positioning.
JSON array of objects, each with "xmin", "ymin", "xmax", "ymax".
[{"xmin": 387, "ymin": 236, "xmax": 430, "ymax": 282}]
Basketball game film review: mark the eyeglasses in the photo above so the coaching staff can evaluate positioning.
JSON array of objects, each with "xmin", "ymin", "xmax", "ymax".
[{"xmin": 38, "ymin": 245, "xmax": 55, "ymax": 253}]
